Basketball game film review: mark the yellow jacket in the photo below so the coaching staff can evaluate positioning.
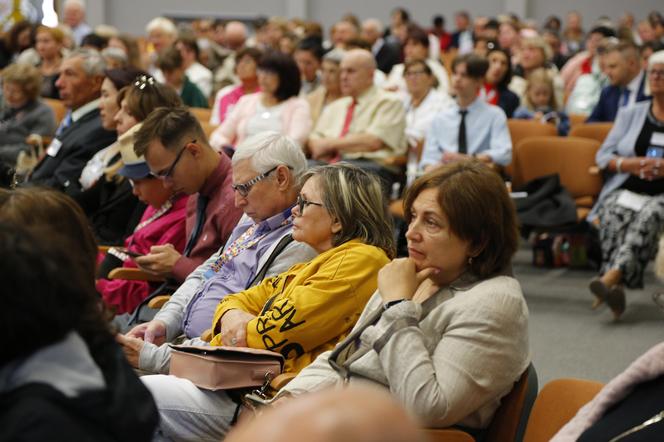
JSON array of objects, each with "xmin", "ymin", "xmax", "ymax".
[{"xmin": 210, "ymin": 240, "xmax": 389, "ymax": 374}]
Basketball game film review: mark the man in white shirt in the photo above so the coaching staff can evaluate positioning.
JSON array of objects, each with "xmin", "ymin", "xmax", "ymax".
[
  {"xmin": 176, "ymin": 35, "xmax": 213, "ymax": 99},
  {"xmin": 420, "ymin": 53, "xmax": 511, "ymax": 171}
]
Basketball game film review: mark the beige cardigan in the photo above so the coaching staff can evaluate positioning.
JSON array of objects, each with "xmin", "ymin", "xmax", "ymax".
[{"xmin": 279, "ymin": 273, "xmax": 530, "ymax": 430}]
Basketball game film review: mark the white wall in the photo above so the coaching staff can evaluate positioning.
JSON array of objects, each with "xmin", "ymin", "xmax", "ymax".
[{"xmin": 80, "ymin": 0, "xmax": 662, "ymax": 36}]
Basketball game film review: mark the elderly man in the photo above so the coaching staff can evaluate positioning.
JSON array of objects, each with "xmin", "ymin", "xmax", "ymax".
[
  {"xmin": 132, "ymin": 107, "xmax": 242, "ymax": 288},
  {"xmin": 213, "ymin": 21, "xmax": 249, "ymax": 89},
  {"xmin": 28, "ymin": 49, "xmax": 116, "ymax": 191},
  {"xmin": 145, "ymin": 17, "xmax": 178, "ymax": 78},
  {"xmin": 361, "ymin": 18, "xmax": 401, "ymax": 74},
  {"xmin": 119, "ymin": 131, "xmax": 316, "ymax": 373},
  {"xmin": 62, "ymin": 0, "xmax": 92, "ymax": 46},
  {"xmin": 587, "ymin": 41, "xmax": 650, "ymax": 122},
  {"xmin": 308, "ymin": 49, "xmax": 406, "ymax": 187}
]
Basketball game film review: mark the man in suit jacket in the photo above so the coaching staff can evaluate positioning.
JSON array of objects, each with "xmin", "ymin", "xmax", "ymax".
[
  {"xmin": 362, "ymin": 18, "xmax": 402, "ymax": 74},
  {"xmin": 587, "ymin": 41, "xmax": 650, "ymax": 122},
  {"xmin": 29, "ymin": 49, "xmax": 116, "ymax": 190}
]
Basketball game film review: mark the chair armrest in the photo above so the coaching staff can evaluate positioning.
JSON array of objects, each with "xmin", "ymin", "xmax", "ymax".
[
  {"xmin": 423, "ymin": 428, "xmax": 475, "ymax": 442},
  {"xmin": 108, "ymin": 267, "xmax": 164, "ymax": 282},
  {"xmin": 383, "ymin": 155, "xmax": 407, "ymax": 167},
  {"xmin": 98, "ymin": 245, "xmax": 113, "ymax": 253},
  {"xmin": 147, "ymin": 295, "xmax": 171, "ymax": 309},
  {"xmin": 588, "ymin": 166, "xmax": 600, "ymax": 175}
]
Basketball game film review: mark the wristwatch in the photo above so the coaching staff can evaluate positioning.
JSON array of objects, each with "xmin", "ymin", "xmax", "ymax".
[{"xmin": 383, "ymin": 299, "xmax": 406, "ymax": 311}]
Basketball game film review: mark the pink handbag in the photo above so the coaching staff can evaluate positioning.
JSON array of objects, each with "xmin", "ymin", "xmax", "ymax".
[{"xmin": 169, "ymin": 344, "xmax": 284, "ymax": 391}]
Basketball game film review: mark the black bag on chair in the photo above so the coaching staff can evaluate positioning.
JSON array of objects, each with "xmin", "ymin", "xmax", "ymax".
[{"xmin": 514, "ymin": 174, "xmax": 578, "ymax": 236}]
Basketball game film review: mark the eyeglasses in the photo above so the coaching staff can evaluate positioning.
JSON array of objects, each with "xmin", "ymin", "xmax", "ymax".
[
  {"xmin": 134, "ymin": 75, "xmax": 156, "ymax": 90},
  {"xmin": 232, "ymin": 166, "xmax": 278, "ymax": 197},
  {"xmin": 649, "ymin": 69, "xmax": 664, "ymax": 78},
  {"xmin": 296, "ymin": 195, "xmax": 324, "ymax": 213},
  {"xmin": 150, "ymin": 139, "xmax": 196, "ymax": 180},
  {"xmin": 404, "ymin": 70, "xmax": 428, "ymax": 77}
]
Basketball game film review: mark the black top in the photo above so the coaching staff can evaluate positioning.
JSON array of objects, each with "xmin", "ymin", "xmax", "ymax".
[
  {"xmin": 578, "ymin": 375, "xmax": 664, "ymax": 442},
  {"xmin": 622, "ymin": 107, "xmax": 664, "ymax": 196}
]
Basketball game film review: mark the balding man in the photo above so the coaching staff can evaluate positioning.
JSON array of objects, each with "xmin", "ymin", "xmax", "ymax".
[
  {"xmin": 28, "ymin": 49, "xmax": 116, "ymax": 190},
  {"xmin": 587, "ymin": 41, "xmax": 650, "ymax": 122},
  {"xmin": 362, "ymin": 18, "xmax": 401, "ymax": 74},
  {"xmin": 62, "ymin": 0, "xmax": 91, "ymax": 46},
  {"xmin": 308, "ymin": 49, "xmax": 406, "ymax": 188},
  {"xmin": 214, "ymin": 21, "xmax": 249, "ymax": 89}
]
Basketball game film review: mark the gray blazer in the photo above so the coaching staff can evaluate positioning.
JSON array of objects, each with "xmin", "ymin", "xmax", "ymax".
[
  {"xmin": 589, "ymin": 100, "xmax": 652, "ymax": 221},
  {"xmin": 0, "ymin": 100, "xmax": 56, "ymax": 164}
]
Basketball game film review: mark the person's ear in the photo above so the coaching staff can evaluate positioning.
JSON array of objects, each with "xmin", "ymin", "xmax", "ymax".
[
  {"xmin": 186, "ymin": 140, "xmax": 203, "ymax": 157},
  {"xmin": 331, "ymin": 217, "xmax": 342, "ymax": 234},
  {"xmin": 275, "ymin": 165, "xmax": 291, "ymax": 190}
]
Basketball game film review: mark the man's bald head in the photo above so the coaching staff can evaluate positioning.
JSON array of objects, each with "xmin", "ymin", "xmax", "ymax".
[
  {"xmin": 340, "ymin": 49, "xmax": 376, "ymax": 97},
  {"xmin": 225, "ymin": 21, "xmax": 248, "ymax": 50},
  {"xmin": 226, "ymin": 385, "xmax": 425, "ymax": 442}
]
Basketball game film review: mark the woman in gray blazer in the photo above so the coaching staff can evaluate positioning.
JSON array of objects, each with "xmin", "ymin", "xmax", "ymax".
[
  {"xmin": 0, "ymin": 63, "xmax": 56, "ymax": 165},
  {"xmin": 588, "ymin": 51, "xmax": 664, "ymax": 320}
]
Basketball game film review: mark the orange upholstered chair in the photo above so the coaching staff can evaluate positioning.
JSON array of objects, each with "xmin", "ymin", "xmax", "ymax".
[{"xmin": 569, "ymin": 122, "xmax": 613, "ymax": 145}]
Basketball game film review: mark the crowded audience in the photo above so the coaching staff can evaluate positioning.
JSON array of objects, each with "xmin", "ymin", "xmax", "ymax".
[{"xmin": 2, "ymin": 5, "xmax": 664, "ymax": 441}]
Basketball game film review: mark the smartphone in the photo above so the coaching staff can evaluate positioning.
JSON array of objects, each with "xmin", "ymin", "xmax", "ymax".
[
  {"xmin": 121, "ymin": 248, "xmax": 144, "ymax": 258},
  {"xmin": 646, "ymin": 147, "xmax": 664, "ymax": 158}
]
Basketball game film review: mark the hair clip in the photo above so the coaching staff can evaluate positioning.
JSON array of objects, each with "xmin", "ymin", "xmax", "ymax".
[{"xmin": 134, "ymin": 75, "xmax": 156, "ymax": 90}]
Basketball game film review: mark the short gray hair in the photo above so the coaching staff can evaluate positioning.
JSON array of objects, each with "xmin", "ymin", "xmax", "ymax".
[
  {"xmin": 363, "ymin": 18, "xmax": 384, "ymax": 35},
  {"xmin": 648, "ymin": 50, "xmax": 664, "ymax": 69},
  {"xmin": 146, "ymin": 17, "xmax": 177, "ymax": 36},
  {"xmin": 66, "ymin": 48, "xmax": 105, "ymax": 77},
  {"xmin": 232, "ymin": 132, "xmax": 307, "ymax": 181},
  {"xmin": 323, "ymin": 48, "xmax": 345, "ymax": 65}
]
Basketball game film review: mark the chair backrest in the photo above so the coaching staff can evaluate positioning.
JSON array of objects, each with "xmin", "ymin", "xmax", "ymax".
[
  {"xmin": 189, "ymin": 106, "xmax": 212, "ymax": 124},
  {"xmin": 569, "ymin": 122, "xmax": 613, "ymax": 145},
  {"xmin": 199, "ymin": 120, "xmax": 218, "ymax": 140},
  {"xmin": 523, "ymin": 378, "xmax": 604, "ymax": 442},
  {"xmin": 507, "ymin": 119, "xmax": 558, "ymax": 150},
  {"xmin": 43, "ymin": 98, "xmax": 67, "ymax": 125},
  {"xmin": 568, "ymin": 113, "xmax": 588, "ymax": 128},
  {"xmin": 511, "ymin": 136, "xmax": 602, "ymax": 200},
  {"xmin": 485, "ymin": 363, "xmax": 538, "ymax": 442}
]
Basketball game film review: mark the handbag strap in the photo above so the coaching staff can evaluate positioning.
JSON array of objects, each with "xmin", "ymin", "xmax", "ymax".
[{"xmin": 246, "ymin": 234, "xmax": 294, "ymax": 289}]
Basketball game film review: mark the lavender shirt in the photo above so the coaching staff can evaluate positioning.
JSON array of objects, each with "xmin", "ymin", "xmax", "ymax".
[{"xmin": 181, "ymin": 207, "xmax": 294, "ymax": 338}]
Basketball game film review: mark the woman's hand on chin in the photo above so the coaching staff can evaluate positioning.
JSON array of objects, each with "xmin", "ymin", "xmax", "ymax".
[{"xmin": 378, "ymin": 258, "xmax": 440, "ymax": 303}]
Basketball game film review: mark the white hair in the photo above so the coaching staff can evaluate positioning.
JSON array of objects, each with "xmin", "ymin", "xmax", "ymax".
[
  {"xmin": 146, "ymin": 17, "xmax": 177, "ymax": 37},
  {"xmin": 66, "ymin": 48, "xmax": 105, "ymax": 76},
  {"xmin": 363, "ymin": 18, "xmax": 384, "ymax": 35},
  {"xmin": 64, "ymin": 0, "xmax": 85, "ymax": 10},
  {"xmin": 232, "ymin": 132, "xmax": 307, "ymax": 181},
  {"xmin": 649, "ymin": 50, "xmax": 664, "ymax": 69},
  {"xmin": 101, "ymin": 47, "xmax": 128, "ymax": 66}
]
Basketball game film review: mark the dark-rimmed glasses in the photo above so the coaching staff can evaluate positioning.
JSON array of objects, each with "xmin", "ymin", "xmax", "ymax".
[
  {"xmin": 296, "ymin": 195, "xmax": 324, "ymax": 213},
  {"xmin": 150, "ymin": 139, "xmax": 196, "ymax": 180},
  {"xmin": 232, "ymin": 166, "xmax": 279, "ymax": 197}
]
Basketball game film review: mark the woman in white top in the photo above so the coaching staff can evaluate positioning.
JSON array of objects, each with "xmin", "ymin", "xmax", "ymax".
[
  {"xmin": 386, "ymin": 27, "xmax": 450, "ymax": 98},
  {"xmin": 210, "ymin": 52, "xmax": 311, "ymax": 151}
]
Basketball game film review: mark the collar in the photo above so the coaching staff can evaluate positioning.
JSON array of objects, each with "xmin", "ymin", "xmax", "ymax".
[
  {"xmin": 198, "ymin": 152, "xmax": 232, "ymax": 198},
  {"xmin": 256, "ymin": 206, "xmax": 294, "ymax": 235},
  {"xmin": 626, "ymin": 69, "xmax": 644, "ymax": 94},
  {"xmin": 71, "ymin": 98, "xmax": 100, "ymax": 122},
  {"xmin": 354, "ymin": 85, "xmax": 379, "ymax": 105},
  {"xmin": 372, "ymin": 38, "xmax": 385, "ymax": 55},
  {"xmin": 455, "ymin": 96, "xmax": 482, "ymax": 113}
]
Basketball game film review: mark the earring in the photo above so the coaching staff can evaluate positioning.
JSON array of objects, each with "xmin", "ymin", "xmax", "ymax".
[{"xmin": 468, "ymin": 256, "xmax": 473, "ymax": 265}]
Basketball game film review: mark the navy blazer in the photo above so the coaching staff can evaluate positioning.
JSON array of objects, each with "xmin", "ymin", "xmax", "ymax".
[
  {"xmin": 375, "ymin": 40, "xmax": 401, "ymax": 74},
  {"xmin": 587, "ymin": 72, "xmax": 650, "ymax": 122},
  {"xmin": 29, "ymin": 108, "xmax": 116, "ymax": 191}
]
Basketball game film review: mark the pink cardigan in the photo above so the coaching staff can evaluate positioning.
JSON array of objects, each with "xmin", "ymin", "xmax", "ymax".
[
  {"xmin": 552, "ymin": 341, "xmax": 664, "ymax": 441},
  {"xmin": 209, "ymin": 92, "xmax": 311, "ymax": 150}
]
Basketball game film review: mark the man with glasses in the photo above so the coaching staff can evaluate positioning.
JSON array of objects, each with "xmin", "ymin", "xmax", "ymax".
[
  {"xmin": 131, "ymin": 106, "xmax": 242, "ymax": 291},
  {"xmin": 119, "ymin": 130, "xmax": 316, "ymax": 374}
]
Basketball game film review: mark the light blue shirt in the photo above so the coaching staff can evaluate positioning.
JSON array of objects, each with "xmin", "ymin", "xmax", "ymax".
[{"xmin": 420, "ymin": 98, "xmax": 512, "ymax": 168}]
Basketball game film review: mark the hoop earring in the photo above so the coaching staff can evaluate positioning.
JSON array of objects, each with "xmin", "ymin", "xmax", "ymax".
[{"xmin": 468, "ymin": 256, "xmax": 473, "ymax": 265}]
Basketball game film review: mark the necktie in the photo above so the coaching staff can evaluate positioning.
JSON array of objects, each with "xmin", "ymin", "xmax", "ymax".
[
  {"xmin": 183, "ymin": 194, "xmax": 209, "ymax": 257},
  {"xmin": 620, "ymin": 88, "xmax": 631, "ymax": 107},
  {"xmin": 339, "ymin": 98, "xmax": 357, "ymax": 137},
  {"xmin": 458, "ymin": 109, "xmax": 468, "ymax": 154},
  {"xmin": 55, "ymin": 111, "xmax": 72, "ymax": 138}
]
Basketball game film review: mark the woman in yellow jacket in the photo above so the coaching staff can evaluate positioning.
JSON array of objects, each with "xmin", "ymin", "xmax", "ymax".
[{"xmin": 141, "ymin": 163, "xmax": 395, "ymax": 440}]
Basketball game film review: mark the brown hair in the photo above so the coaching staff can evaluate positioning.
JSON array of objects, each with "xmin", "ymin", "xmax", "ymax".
[
  {"xmin": 300, "ymin": 163, "xmax": 396, "ymax": 259},
  {"xmin": 119, "ymin": 78, "xmax": 182, "ymax": 122},
  {"xmin": 36, "ymin": 25, "xmax": 65, "ymax": 44},
  {"xmin": 134, "ymin": 106, "xmax": 206, "ymax": 156},
  {"xmin": 156, "ymin": 46, "xmax": 183, "ymax": 71},
  {"xmin": 403, "ymin": 161, "xmax": 518, "ymax": 278},
  {"xmin": 452, "ymin": 53, "xmax": 489, "ymax": 79},
  {"xmin": 524, "ymin": 68, "xmax": 558, "ymax": 111},
  {"xmin": 1, "ymin": 63, "xmax": 43, "ymax": 101}
]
